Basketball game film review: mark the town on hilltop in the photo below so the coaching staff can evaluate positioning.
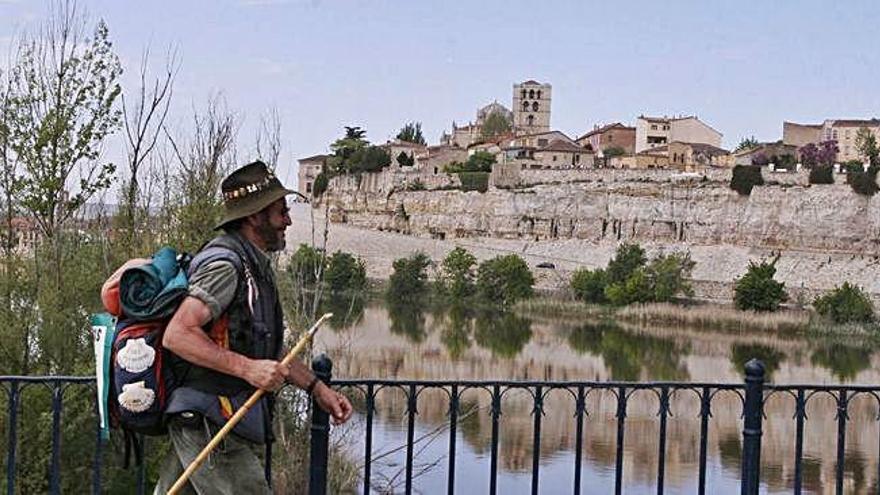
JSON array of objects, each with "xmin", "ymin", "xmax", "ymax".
[{"xmin": 298, "ymin": 79, "xmax": 880, "ymax": 198}]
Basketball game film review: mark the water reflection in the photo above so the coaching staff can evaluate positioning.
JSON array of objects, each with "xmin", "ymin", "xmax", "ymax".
[
  {"xmin": 473, "ymin": 310, "xmax": 533, "ymax": 358},
  {"xmin": 810, "ymin": 343, "xmax": 872, "ymax": 381},
  {"xmin": 320, "ymin": 293, "xmax": 366, "ymax": 330},
  {"xmin": 387, "ymin": 297, "xmax": 428, "ymax": 342},
  {"xmin": 567, "ymin": 321, "xmax": 691, "ymax": 381},
  {"xmin": 730, "ymin": 343, "xmax": 786, "ymax": 381}
]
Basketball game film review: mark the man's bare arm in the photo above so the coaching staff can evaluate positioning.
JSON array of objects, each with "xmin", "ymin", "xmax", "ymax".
[{"xmin": 163, "ymin": 296, "xmax": 288, "ymax": 391}]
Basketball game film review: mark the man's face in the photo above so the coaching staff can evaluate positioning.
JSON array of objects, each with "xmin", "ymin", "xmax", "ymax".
[{"xmin": 253, "ymin": 198, "xmax": 292, "ymax": 252}]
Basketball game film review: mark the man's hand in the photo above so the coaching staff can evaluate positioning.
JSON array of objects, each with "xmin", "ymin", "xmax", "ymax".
[
  {"xmin": 313, "ymin": 383, "xmax": 354, "ymax": 425},
  {"xmin": 243, "ymin": 359, "xmax": 290, "ymax": 391}
]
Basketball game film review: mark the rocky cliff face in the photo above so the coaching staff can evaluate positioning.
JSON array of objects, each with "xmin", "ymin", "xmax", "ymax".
[{"xmin": 323, "ymin": 170, "xmax": 880, "ymax": 298}]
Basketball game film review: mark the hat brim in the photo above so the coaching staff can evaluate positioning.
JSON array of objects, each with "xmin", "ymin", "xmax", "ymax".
[{"xmin": 214, "ymin": 187, "xmax": 296, "ymax": 230}]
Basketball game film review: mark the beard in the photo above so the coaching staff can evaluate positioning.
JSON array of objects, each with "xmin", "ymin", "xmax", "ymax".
[{"xmin": 255, "ymin": 217, "xmax": 286, "ymax": 252}]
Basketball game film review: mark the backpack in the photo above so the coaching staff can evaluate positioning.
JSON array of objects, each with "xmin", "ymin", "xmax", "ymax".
[{"xmin": 98, "ymin": 248, "xmax": 192, "ymax": 464}]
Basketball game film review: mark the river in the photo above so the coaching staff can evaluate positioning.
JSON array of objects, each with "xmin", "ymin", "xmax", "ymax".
[{"xmin": 310, "ymin": 297, "xmax": 880, "ymax": 494}]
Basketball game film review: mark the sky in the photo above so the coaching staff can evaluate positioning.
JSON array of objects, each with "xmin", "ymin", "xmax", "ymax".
[{"xmin": 1, "ymin": 0, "xmax": 879, "ymax": 190}]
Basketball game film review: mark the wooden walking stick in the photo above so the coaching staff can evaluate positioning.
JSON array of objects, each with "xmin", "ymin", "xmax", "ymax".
[{"xmin": 167, "ymin": 313, "xmax": 333, "ymax": 495}]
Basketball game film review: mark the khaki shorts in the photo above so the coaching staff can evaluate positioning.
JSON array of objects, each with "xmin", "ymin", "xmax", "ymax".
[{"xmin": 153, "ymin": 414, "xmax": 271, "ymax": 495}]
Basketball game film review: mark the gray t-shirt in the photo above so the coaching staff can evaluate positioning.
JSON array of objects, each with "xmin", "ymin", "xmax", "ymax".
[{"xmin": 188, "ymin": 260, "xmax": 238, "ymax": 320}]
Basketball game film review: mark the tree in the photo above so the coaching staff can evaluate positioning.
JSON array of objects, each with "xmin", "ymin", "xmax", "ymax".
[
  {"xmin": 730, "ymin": 165, "xmax": 764, "ymax": 195},
  {"xmin": 735, "ymin": 136, "xmax": 760, "ymax": 152},
  {"xmin": 480, "ymin": 110, "xmax": 512, "ymax": 139},
  {"xmin": 287, "ymin": 243, "xmax": 326, "ymax": 287},
  {"xmin": 734, "ymin": 258, "xmax": 787, "ymax": 311},
  {"xmin": 603, "ymin": 146, "xmax": 626, "ymax": 158},
  {"xmin": 387, "ymin": 252, "xmax": 432, "ymax": 302},
  {"xmin": 605, "ymin": 268, "xmax": 653, "ymax": 306},
  {"xmin": 809, "ymin": 164, "xmax": 834, "ymax": 185},
  {"xmin": 254, "ymin": 107, "xmax": 282, "ymax": 170},
  {"xmin": 644, "ymin": 252, "xmax": 695, "ymax": 302},
  {"xmin": 848, "ymin": 171, "xmax": 879, "ymax": 196},
  {"xmin": 327, "ymin": 126, "xmax": 368, "ymax": 174},
  {"xmin": 813, "ymin": 282, "xmax": 874, "ymax": 324},
  {"xmin": 438, "ymin": 246, "xmax": 477, "ymax": 299},
  {"xmin": 5, "ymin": 4, "xmax": 122, "ymax": 247},
  {"xmin": 312, "ymin": 172, "xmax": 329, "ymax": 197},
  {"xmin": 800, "ymin": 140, "xmax": 838, "ymax": 169},
  {"xmin": 476, "ymin": 254, "xmax": 534, "ymax": 306},
  {"xmin": 118, "ymin": 47, "xmax": 177, "ymax": 257},
  {"xmin": 397, "ymin": 121, "xmax": 426, "ymax": 145},
  {"xmin": 606, "ymin": 243, "xmax": 647, "ymax": 285},
  {"xmin": 349, "ymin": 145, "xmax": 391, "ymax": 173},
  {"xmin": 855, "ymin": 127, "xmax": 879, "ymax": 171},
  {"xmin": 396, "ymin": 150, "xmax": 414, "ymax": 167},
  {"xmin": 324, "ymin": 251, "xmax": 367, "ymax": 294},
  {"xmin": 570, "ymin": 268, "xmax": 608, "ymax": 303}
]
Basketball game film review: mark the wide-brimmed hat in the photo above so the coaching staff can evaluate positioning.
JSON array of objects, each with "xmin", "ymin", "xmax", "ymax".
[{"xmin": 215, "ymin": 160, "xmax": 295, "ymax": 230}]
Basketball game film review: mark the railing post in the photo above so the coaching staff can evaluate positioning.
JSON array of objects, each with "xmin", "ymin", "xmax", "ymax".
[
  {"xmin": 740, "ymin": 359, "xmax": 765, "ymax": 495},
  {"xmin": 309, "ymin": 354, "xmax": 333, "ymax": 495}
]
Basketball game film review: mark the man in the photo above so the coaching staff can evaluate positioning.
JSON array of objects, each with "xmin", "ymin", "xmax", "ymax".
[{"xmin": 155, "ymin": 160, "xmax": 353, "ymax": 494}]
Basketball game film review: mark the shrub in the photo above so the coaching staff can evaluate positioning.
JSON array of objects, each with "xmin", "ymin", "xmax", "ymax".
[
  {"xmin": 287, "ymin": 244, "xmax": 325, "ymax": 286},
  {"xmin": 730, "ymin": 165, "xmax": 764, "ymax": 196},
  {"xmin": 644, "ymin": 252, "xmax": 695, "ymax": 302},
  {"xmin": 438, "ymin": 247, "xmax": 477, "ymax": 299},
  {"xmin": 312, "ymin": 172, "xmax": 329, "ymax": 197},
  {"xmin": 387, "ymin": 252, "xmax": 432, "ymax": 301},
  {"xmin": 324, "ymin": 251, "xmax": 367, "ymax": 293},
  {"xmin": 405, "ymin": 179, "xmax": 425, "ymax": 191},
  {"xmin": 734, "ymin": 258, "xmax": 787, "ymax": 311},
  {"xmin": 570, "ymin": 268, "xmax": 608, "ymax": 303},
  {"xmin": 476, "ymin": 254, "xmax": 534, "ymax": 306},
  {"xmin": 607, "ymin": 243, "xmax": 647, "ymax": 284},
  {"xmin": 459, "ymin": 171, "xmax": 490, "ymax": 192},
  {"xmin": 843, "ymin": 160, "xmax": 865, "ymax": 175},
  {"xmin": 605, "ymin": 268, "xmax": 653, "ymax": 306},
  {"xmin": 848, "ymin": 171, "xmax": 879, "ymax": 196},
  {"xmin": 813, "ymin": 282, "xmax": 875, "ymax": 324},
  {"xmin": 349, "ymin": 146, "xmax": 392, "ymax": 173},
  {"xmin": 809, "ymin": 165, "xmax": 834, "ymax": 185}
]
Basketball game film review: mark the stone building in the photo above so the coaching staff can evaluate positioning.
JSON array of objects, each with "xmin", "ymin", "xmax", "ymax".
[
  {"xmin": 415, "ymin": 144, "xmax": 468, "ymax": 175},
  {"xmin": 667, "ymin": 141, "xmax": 731, "ymax": 171},
  {"xmin": 532, "ymin": 140, "xmax": 594, "ymax": 169},
  {"xmin": 733, "ymin": 142, "xmax": 798, "ymax": 166},
  {"xmin": 512, "ymin": 80, "xmax": 551, "ymax": 134},
  {"xmin": 381, "ymin": 139, "xmax": 427, "ymax": 168},
  {"xmin": 297, "ymin": 154, "xmax": 330, "ymax": 197},
  {"xmin": 576, "ymin": 123, "xmax": 636, "ymax": 155},
  {"xmin": 784, "ymin": 118, "xmax": 880, "ymax": 163},
  {"xmin": 635, "ymin": 115, "xmax": 722, "ymax": 153},
  {"xmin": 442, "ymin": 101, "xmax": 514, "ymax": 149}
]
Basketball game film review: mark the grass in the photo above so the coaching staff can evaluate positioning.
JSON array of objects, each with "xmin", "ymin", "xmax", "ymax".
[
  {"xmin": 615, "ymin": 302, "xmax": 811, "ymax": 333},
  {"xmin": 514, "ymin": 296, "xmax": 610, "ymax": 320}
]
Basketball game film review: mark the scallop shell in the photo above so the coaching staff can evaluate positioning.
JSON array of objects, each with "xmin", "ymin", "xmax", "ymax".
[
  {"xmin": 118, "ymin": 381, "xmax": 155, "ymax": 413},
  {"xmin": 117, "ymin": 338, "xmax": 155, "ymax": 373}
]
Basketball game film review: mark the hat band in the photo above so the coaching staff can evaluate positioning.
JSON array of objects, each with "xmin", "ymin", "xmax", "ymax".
[{"xmin": 223, "ymin": 173, "xmax": 277, "ymax": 200}]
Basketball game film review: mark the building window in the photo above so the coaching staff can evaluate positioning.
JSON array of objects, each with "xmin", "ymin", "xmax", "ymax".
[
  {"xmin": 537, "ymin": 138, "xmax": 548, "ymax": 146},
  {"xmin": 434, "ymin": 167, "xmax": 438, "ymax": 175},
  {"xmin": 521, "ymin": 89, "xmax": 527, "ymax": 99},
  {"xmin": 522, "ymin": 101, "xmax": 529, "ymax": 111},
  {"xmin": 663, "ymin": 125, "xmax": 669, "ymax": 130},
  {"xmin": 529, "ymin": 89, "xmax": 535, "ymax": 99},
  {"xmin": 651, "ymin": 124, "xmax": 657, "ymax": 130},
  {"xmin": 832, "ymin": 130, "xmax": 838, "ymax": 139},
  {"xmin": 528, "ymin": 115, "xmax": 535, "ymax": 126},
  {"xmin": 552, "ymin": 155, "xmax": 557, "ymax": 162},
  {"xmin": 537, "ymin": 90, "xmax": 542, "ymax": 99},
  {"xmin": 532, "ymin": 102, "xmax": 539, "ymax": 111},
  {"xmin": 306, "ymin": 182, "xmax": 312, "ymax": 193}
]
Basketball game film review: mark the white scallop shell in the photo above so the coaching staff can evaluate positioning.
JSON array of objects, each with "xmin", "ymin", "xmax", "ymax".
[
  {"xmin": 118, "ymin": 382, "xmax": 155, "ymax": 413},
  {"xmin": 117, "ymin": 338, "xmax": 155, "ymax": 373}
]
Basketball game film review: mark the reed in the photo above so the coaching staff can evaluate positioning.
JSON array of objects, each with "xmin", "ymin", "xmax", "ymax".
[{"xmin": 615, "ymin": 302, "xmax": 811, "ymax": 333}]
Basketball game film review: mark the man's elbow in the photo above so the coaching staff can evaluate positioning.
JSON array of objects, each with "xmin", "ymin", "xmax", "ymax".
[{"xmin": 162, "ymin": 323, "xmax": 183, "ymax": 353}]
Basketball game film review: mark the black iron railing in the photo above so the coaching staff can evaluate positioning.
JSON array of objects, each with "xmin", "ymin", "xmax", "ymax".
[{"xmin": 3, "ymin": 358, "xmax": 880, "ymax": 494}]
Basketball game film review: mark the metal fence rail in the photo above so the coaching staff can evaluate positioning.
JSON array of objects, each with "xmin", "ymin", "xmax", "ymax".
[{"xmin": 3, "ymin": 358, "xmax": 880, "ymax": 494}]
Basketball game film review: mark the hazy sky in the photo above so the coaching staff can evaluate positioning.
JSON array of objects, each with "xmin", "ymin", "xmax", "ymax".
[{"xmin": 2, "ymin": 0, "xmax": 879, "ymax": 187}]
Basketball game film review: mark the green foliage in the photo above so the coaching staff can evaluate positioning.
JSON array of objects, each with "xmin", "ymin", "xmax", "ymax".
[
  {"xmin": 734, "ymin": 258, "xmax": 787, "ymax": 311},
  {"xmin": 856, "ymin": 127, "xmax": 879, "ymax": 169},
  {"xmin": 809, "ymin": 165, "xmax": 834, "ymax": 185},
  {"xmin": 606, "ymin": 243, "xmax": 647, "ymax": 284},
  {"xmin": 605, "ymin": 268, "xmax": 653, "ymax": 306},
  {"xmin": 396, "ymin": 150, "xmax": 415, "ymax": 167},
  {"xmin": 387, "ymin": 252, "xmax": 432, "ymax": 301},
  {"xmin": 480, "ymin": 111, "xmax": 512, "ymax": 139},
  {"xmin": 811, "ymin": 344, "xmax": 872, "ymax": 381},
  {"xmin": 312, "ymin": 172, "xmax": 329, "ymax": 196},
  {"xmin": 287, "ymin": 244, "xmax": 326, "ymax": 287},
  {"xmin": 476, "ymin": 254, "xmax": 534, "ymax": 306},
  {"xmin": 730, "ymin": 343, "xmax": 786, "ymax": 380},
  {"xmin": 730, "ymin": 165, "xmax": 764, "ymax": 196},
  {"xmin": 348, "ymin": 145, "xmax": 391, "ymax": 173},
  {"xmin": 458, "ymin": 172, "xmax": 490, "ymax": 192},
  {"xmin": 324, "ymin": 251, "xmax": 367, "ymax": 294},
  {"xmin": 327, "ymin": 126, "xmax": 368, "ymax": 175},
  {"xmin": 843, "ymin": 160, "xmax": 865, "ymax": 174},
  {"xmin": 735, "ymin": 136, "xmax": 760, "ymax": 152},
  {"xmin": 445, "ymin": 151, "xmax": 496, "ymax": 173},
  {"xmin": 813, "ymin": 282, "xmax": 875, "ymax": 324},
  {"xmin": 645, "ymin": 253, "xmax": 696, "ymax": 302},
  {"xmin": 603, "ymin": 146, "xmax": 626, "ymax": 158},
  {"xmin": 397, "ymin": 121, "xmax": 426, "ymax": 145},
  {"xmin": 387, "ymin": 298, "xmax": 427, "ymax": 342},
  {"xmin": 570, "ymin": 268, "xmax": 609, "ymax": 303},
  {"xmin": 438, "ymin": 247, "xmax": 477, "ymax": 299},
  {"xmin": 473, "ymin": 310, "xmax": 533, "ymax": 357},
  {"xmin": 848, "ymin": 171, "xmax": 879, "ymax": 196}
]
